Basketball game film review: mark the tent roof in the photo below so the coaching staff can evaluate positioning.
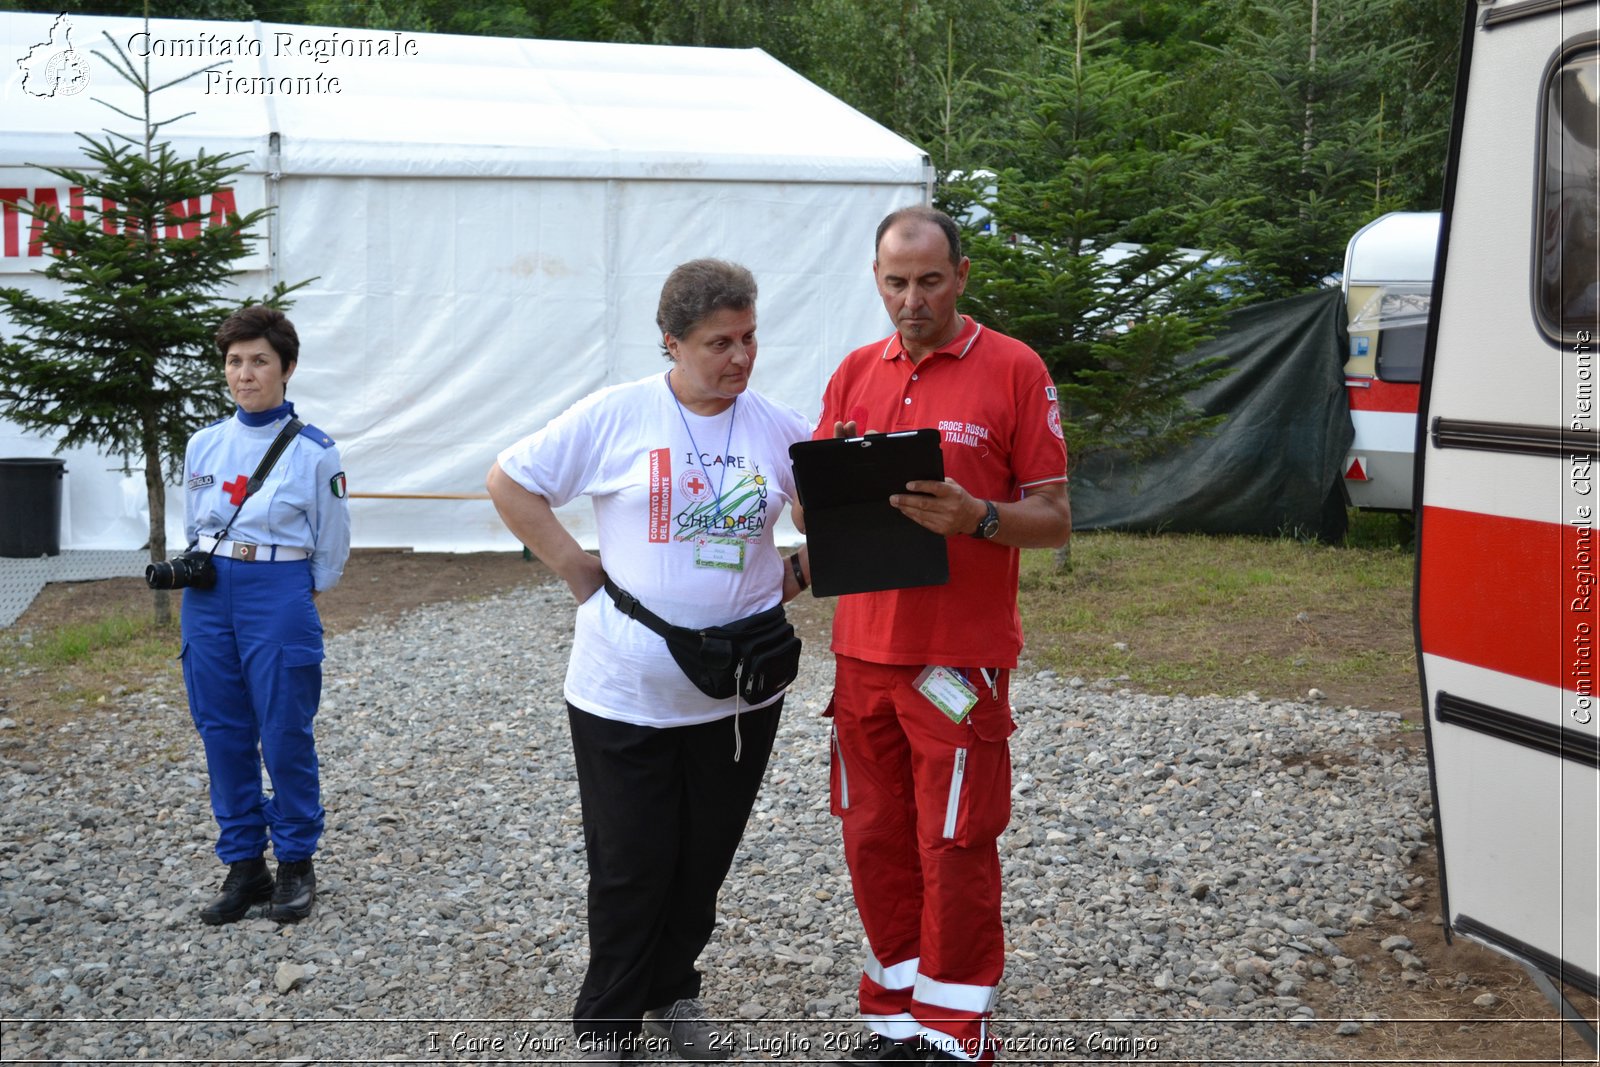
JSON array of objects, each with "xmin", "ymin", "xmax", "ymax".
[{"xmin": 1, "ymin": 11, "xmax": 930, "ymax": 182}]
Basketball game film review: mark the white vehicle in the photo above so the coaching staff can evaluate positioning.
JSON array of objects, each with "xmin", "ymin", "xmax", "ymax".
[
  {"xmin": 1415, "ymin": 0, "xmax": 1599, "ymax": 1042},
  {"xmin": 1340, "ymin": 211, "xmax": 1438, "ymax": 512}
]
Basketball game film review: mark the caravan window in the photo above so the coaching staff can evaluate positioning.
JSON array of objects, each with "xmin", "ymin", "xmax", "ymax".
[
  {"xmin": 1349, "ymin": 285, "xmax": 1429, "ymax": 383},
  {"xmin": 1537, "ymin": 46, "xmax": 1600, "ymax": 342}
]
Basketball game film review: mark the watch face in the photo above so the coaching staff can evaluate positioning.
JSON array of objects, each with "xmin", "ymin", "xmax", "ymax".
[{"xmin": 978, "ymin": 501, "xmax": 1000, "ymax": 538}]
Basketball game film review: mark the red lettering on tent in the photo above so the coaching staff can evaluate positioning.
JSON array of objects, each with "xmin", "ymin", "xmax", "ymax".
[
  {"xmin": 167, "ymin": 196, "xmax": 204, "ymax": 240},
  {"xmin": 1, "ymin": 185, "xmax": 246, "ymax": 254},
  {"xmin": 0, "ymin": 190, "xmax": 25, "ymax": 257},
  {"xmin": 27, "ymin": 187, "xmax": 61, "ymax": 256},
  {"xmin": 208, "ymin": 187, "xmax": 238, "ymax": 228}
]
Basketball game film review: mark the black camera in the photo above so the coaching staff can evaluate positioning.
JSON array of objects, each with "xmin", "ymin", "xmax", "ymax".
[{"xmin": 145, "ymin": 550, "xmax": 217, "ymax": 591}]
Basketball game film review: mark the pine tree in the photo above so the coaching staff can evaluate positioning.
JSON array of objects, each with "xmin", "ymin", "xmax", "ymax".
[
  {"xmin": 1177, "ymin": 0, "xmax": 1440, "ymax": 296},
  {"xmin": 0, "ymin": 30, "xmax": 303, "ymax": 622},
  {"xmin": 959, "ymin": 9, "xmax": 1240, "ymax": 482},
  {"xmin": 941, "ymin": 5, "xmax": 1243, "ymax": 567}
]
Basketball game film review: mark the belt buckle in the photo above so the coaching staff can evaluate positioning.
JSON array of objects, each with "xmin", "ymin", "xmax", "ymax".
[{"xmin": 231, "ymin": 541, "xmax": 258, "ymax": 562}]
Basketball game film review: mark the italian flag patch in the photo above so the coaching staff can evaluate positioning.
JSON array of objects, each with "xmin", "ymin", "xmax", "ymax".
[{"xmin": 330, "ymin": 471, "xmax": 348, "ymax": 498}]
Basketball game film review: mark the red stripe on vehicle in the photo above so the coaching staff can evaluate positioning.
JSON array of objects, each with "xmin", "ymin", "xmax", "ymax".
[
  {"xmin": 1419, "ymin": 505, "xmax": 1599, "ymax": 694},
  {"xmin": 1346, "ymin": 380, "xmax": 1421, "ymax": 413}
]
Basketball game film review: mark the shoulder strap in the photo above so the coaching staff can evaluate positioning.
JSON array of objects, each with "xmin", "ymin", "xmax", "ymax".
[{"xmin": 246, "ymin": 417, "xmax": 304, "ymax": 497}]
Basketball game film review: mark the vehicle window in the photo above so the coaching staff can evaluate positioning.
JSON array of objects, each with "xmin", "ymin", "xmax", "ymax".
[
  {"xmin": 1537, "ymin": 47, "xmax": 1600, "ymax": 342},
  {"xmin": 1377, "ymin": 321, "xmax": 1427, "ymax": 383}
]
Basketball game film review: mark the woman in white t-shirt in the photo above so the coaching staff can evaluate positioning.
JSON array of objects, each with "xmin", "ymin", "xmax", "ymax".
[{"xmin": 487, "ymin": 259, "xmax": 812, "ymax": 1064}]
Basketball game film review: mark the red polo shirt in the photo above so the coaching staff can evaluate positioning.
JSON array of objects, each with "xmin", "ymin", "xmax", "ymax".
[{"xmin": 814, "ymin": 315, "xmax": 1069, "ymax": 667}]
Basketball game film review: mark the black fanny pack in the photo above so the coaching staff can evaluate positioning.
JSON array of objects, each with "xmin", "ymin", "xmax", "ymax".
[{"xmin": 604, "ymin": 577, "xmax": 802, "ymax": 704}]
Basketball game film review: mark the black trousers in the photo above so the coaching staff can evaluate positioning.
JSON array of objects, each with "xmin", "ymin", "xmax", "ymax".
[{"xmin": 567, "ymin": 699, "xmax": 782, "ymax": 1043}]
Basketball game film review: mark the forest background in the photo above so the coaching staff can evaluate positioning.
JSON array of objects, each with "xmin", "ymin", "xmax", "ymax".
[{"xmin": 1, "ymin": 0, "xmax": 1464, "ymax": 478}]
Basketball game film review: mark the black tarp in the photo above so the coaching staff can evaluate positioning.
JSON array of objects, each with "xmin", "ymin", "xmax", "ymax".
[{"xmin": 1069, "ymin": 286, "xmax": 1353, "ymax": 541}]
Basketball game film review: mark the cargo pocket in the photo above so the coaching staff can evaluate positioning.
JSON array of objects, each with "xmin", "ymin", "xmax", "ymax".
[
  {"xmin": 276, "ymin": 642, "xmax": 325, "ymax": 731},
  {"xmin": 938, "ymin": 731, "xmax": 1013, "ymax": 845},
  {"xmin": 281, "ymin": 642, "xmax": 324, "ymax": 668}
]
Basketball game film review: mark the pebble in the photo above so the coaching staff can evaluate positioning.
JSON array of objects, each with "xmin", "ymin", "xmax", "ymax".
[{"xmin": 0, "ymin": 582, "xmax": 1432, "ymax": 1062}]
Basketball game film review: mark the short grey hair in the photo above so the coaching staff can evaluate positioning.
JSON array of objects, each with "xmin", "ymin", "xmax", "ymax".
[{"xmin": 656, "ymin": 259, "xmax": 758, "ymax": 359}]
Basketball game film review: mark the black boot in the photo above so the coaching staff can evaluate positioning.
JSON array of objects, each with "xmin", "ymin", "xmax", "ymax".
[
  {"xmin": 199, "ymin": 857, "xmax": 273, "ymax": 925},
  {"xmin": 270, "ymin": 858, "xmax": 316, "ymax": 922}
]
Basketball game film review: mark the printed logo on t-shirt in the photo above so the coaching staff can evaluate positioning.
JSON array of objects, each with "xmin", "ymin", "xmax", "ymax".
[
  {"xmin": 937, "ymin": 419, "xmax": 992, "ymax": 449},
  {"xmin": 674, "ymin": 464, "xmax": 770, "ymax": 541},
  {"xmin": 678, "ymin": 468, "xmax": 714, "ymax": 503},
  {"xmin": 648, "ymin": 448, "xmax": 672, "ymax": 543}
]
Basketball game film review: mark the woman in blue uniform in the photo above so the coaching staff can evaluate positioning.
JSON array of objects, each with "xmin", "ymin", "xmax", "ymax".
[{"xmin": 178, "ymin": 305, "xmax": 350, "ymax": 925}]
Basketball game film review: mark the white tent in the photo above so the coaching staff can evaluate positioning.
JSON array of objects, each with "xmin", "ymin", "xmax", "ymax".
[{"xmin": 0, "ymin": 11, "xmax": 931, "ymax": 551}]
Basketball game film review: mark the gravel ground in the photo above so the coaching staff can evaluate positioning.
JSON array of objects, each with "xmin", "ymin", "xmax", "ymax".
[{"xmin": 0, "ymin": 582, "xmax": 1430, "ymax": 1064}]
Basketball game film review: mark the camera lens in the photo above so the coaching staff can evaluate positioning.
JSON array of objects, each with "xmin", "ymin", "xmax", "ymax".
[
  {"xmin": 145, "ymin": 561, "xmax": 176, "ymax": 590},
  {"xmin": 144, "ymin": 551, "xmax": 217, "ymax": 591}
]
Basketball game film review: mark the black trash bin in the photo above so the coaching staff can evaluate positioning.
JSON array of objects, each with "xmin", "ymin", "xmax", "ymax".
[{"xmin": 0, "ymin": 457, "xmax": 67, "ymax": 557}]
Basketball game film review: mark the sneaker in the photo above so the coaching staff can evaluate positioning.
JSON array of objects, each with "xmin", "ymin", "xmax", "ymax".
[
  {"xmin": 823, "ymin": 1032, "xmax": 923, "ymax": 1064},
  {"xmin": 642, "ymin": 997, "xmax": 732, "ymax": 1061},
  {"xmin": 269, "ymin": 858, "xmax": 316, "ymax": 923},
  {"xmin": 199, "ymin": 857, "xmax": 273, "ymax": 925}
]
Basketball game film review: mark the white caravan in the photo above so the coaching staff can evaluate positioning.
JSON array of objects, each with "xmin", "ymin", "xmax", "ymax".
[
  {"xmin": 1415, "ymin": 0, "xmax": 1599, "ymax": 1042},
  {"xmin": 1340, "ymin": 211, "xmax": 1437, "ymax": 512}
]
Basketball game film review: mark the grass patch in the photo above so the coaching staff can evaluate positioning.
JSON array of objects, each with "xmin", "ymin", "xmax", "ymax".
[
  {"xmin": 1, "ymin": 612, "xmax": 179, "ymax": 712},
  {"xmin": 20, "ymin": 614, "xmax": 167, "ymax": 667},
  {"xmin": 1018, "ymin": 518, "xmax": 1416, "ymax": 710},
  {"xmin": 16, "ymin": 613, "xmax": 174, "ymax": 669}
]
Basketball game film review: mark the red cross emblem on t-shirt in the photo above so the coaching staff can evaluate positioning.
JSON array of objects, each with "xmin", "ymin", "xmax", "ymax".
[
  {"xmin": 223, "ymin": 475, "xmax": 249, "ymax": 506},
  {"xmin": 686, "ymin": 474, "xmax": 706, "ymax": 495}
]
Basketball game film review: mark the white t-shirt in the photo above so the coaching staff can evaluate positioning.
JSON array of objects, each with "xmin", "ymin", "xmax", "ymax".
[{"xmin": 497, "ymin": 371, "xmax": 810, "ymax": 727}]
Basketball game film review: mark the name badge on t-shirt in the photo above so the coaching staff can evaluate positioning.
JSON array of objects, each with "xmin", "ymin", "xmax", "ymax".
[
  {"xmin": 695, "ymin": 536, "xmax": 746, "ymax": 571},
  {"xmin": 915, "ymin": 665, "xmax": 978, "ymax": 724}
]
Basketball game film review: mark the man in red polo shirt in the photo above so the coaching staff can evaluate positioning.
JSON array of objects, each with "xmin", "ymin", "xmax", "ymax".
[{"xmin": 811, "ymin": 206, "xmax": 1071, "ymax": 1063}]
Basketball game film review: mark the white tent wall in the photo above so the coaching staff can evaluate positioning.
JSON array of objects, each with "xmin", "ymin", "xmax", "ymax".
[{"xmin": 0, "ymin": 11, "xmax": 930, "ymax": 553}]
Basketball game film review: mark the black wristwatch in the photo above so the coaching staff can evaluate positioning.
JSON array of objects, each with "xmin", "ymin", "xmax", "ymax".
[{"xmin": 973, "ymin": 499, "xmax": 1000, "ymax": 540}]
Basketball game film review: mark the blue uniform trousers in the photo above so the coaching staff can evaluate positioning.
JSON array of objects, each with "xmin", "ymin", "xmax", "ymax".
[{"xmin": 180, "ymin": 556, "xmax": 325, "ymax": 864}]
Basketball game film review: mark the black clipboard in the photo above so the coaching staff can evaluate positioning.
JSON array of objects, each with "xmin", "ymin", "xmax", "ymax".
[{"xmin": 789, "ymin": 429, "xmax": 950, "ymax": 597}]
